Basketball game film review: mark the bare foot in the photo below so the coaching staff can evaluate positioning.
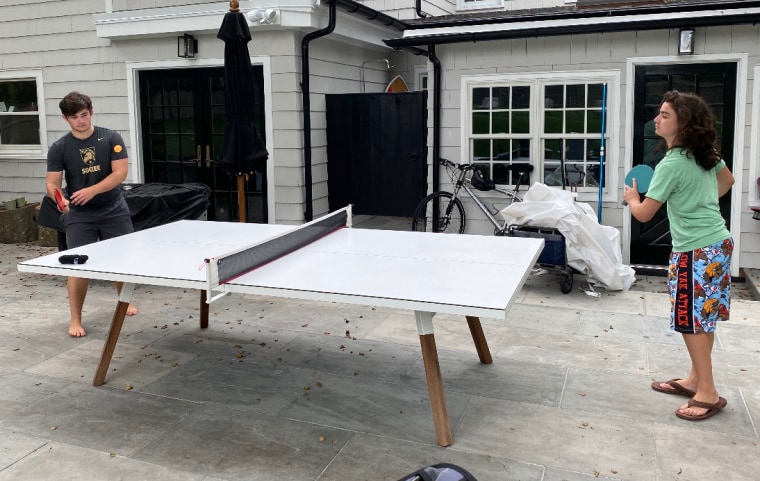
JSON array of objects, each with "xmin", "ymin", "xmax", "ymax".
[
  {"xmin": 126, "ymin": 304, "xmax": 139, "ymax": 316},
  {"xmin": 69, "ymin": 323, "xmax": 87, "ymax": 337},
  {"xmin": 677, "ymin": 395, "xmax": 722, "ymax": 418}
]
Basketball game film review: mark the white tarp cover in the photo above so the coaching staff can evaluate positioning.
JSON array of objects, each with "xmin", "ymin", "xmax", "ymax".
[{"xmin": 500, "ymin": 183, "xmax": 636, "ymax": 291}]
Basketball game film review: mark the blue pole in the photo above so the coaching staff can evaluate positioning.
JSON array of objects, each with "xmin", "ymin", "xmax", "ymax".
[{"xmin": 598, "ymin": 84, "xmax": 607, "ymax": 224}]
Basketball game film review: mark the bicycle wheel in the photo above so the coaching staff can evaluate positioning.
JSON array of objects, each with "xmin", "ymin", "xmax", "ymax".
[{"xmin": 411, "ymin": 191, "xmax": 466, "ymax": 233}]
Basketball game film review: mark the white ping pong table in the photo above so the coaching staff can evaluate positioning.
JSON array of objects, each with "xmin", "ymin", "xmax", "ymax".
[{"xmin": 18, "ymin": 207, "xmax": 543, "ymax": 447}]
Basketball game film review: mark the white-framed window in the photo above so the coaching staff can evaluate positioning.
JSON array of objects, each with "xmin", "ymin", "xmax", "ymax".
[
  {"xmin": 458, "ymin": 0, "xmax": 504, "ymax": 12},
  {"xmin": 0, "ymin": 69, "xmax": 46, "ymax": 155},
  {"xmin": 462, "ymin": 70, "xmax": 619, "ymax": 198}
]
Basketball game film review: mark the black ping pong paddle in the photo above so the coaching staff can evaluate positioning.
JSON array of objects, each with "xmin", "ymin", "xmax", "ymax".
[{"xmin": 59, "ymin": 255, "xmax": 88, "ymax": 265}]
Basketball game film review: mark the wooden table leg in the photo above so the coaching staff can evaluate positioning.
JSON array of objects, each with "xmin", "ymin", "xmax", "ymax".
[
  {"xmin": 465, "ymin": 315, "xmax": 493, "ymax": 364},
  {"xmin": 200, "ymin": 290, "xmax": 209, "ymax": 329},
  {"xmin": 93, "ymin": 283, "xmax": 134, "ymax": 386},
  {"xmin": 419, "ymin": 333, "xmax": 453, "ymax": 447},
  {"xmin": 415, "ymin": 310, "xmax": 452, "ymax": 447}
]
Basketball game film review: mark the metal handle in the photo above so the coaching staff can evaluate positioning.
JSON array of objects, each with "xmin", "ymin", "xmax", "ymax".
[
  {"xmin": 194, "ymin": 145, "xmax": 202, "ymax": 167},
  {"xmin": 205, "ymin": 145, "xmax": 212, "ymax": 167}
]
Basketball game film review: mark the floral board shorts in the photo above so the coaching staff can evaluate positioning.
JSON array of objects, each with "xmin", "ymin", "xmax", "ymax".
[{"xmin": 668, "ymin": 238, "xmax": 733, "ymax": 334}]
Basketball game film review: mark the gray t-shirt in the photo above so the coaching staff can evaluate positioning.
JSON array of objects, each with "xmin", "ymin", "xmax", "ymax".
[{"xmin": 47, "ymin": 126, "xmax": 128, "ymax": 210}]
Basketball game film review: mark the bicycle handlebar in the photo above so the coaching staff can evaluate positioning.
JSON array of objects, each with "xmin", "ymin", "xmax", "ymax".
[
  {"xmin": 438, "ymin": 158, "xmax": 474, "ymax": 172},
  {"xmin": 438, "ymin": 158, "xmax": 534, "ymax": 175}
]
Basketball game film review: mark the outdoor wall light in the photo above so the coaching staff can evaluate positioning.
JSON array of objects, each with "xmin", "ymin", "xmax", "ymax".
[
  {"xmin": 678, "ymin": 28, "xmax": 695, "ymax": 55},
  {"xmin": 178, "ymin": 33, "xmax": 198, "ymax": 58},
  {"xmin": 248, "ymin": 8, "xmax": 280, "ymax": 25}
]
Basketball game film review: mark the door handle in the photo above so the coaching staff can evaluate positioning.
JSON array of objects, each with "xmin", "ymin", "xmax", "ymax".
[
  {"xmin": 194, "ymin": 145, "xmax": 202, "ymax": 167},
  {"xmin": 205, "ymin": 145, "xmax": 212, "ymax": 167}
]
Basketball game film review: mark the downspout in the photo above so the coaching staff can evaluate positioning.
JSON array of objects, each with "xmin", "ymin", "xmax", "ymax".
[
  {"xmin": 399, "ymin": 45, "xmax": 441, "ymax": 199},
  {"xmin": 301, "ymin": 0, "xmax": 336, "ymax": 222},
  {"xmin": 428, "ymin": 45, "xmax": 441, "ymax": 194},
  {"xmin": 415, "ymin": 0, "xmax": 430, "ymax": 18}
]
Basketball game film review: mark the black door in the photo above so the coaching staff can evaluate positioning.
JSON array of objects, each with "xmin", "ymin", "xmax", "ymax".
[
  {"xmin": 138, "ymin": 67, "xmax": 267, "ymax": 222},
  {"xmin": 325, "ymin": 92, "xmax": 427, "ymax": 216},
  {"xmin": 631, "ymin": 63, "xmax": 736, "ymax": 265}
]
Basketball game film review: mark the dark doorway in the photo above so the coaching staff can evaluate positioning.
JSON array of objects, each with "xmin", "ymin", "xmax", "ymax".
[
  {"xmin": 138, "ymin": 67, "xmax": 267, "ymax": 222},
  {"xmin": 325, "ymin": 92, "xmax": 427, "ymax": 217},
  {"xmin": 631, "ymin": 63, "xmax": 736, "ymax": 265}
]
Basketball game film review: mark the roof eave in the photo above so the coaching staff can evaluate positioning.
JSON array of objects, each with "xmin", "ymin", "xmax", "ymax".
[{"xmin": 385, "ymin": 6, "xmax": 760, "ymax": 48}]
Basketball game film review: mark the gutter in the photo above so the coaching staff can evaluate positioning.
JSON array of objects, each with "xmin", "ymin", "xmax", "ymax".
[{"xmin": 386, "ymin": 4, "xmax": 760, "ymax": 47}]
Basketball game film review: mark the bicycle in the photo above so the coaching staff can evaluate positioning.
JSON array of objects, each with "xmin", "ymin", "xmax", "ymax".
[
  {"xmin": 411, "ymin": 158, "xmax": 575, "ymax": 293},
  {"xmin": 411, "ymin": 158, "xmax": 533, "ymax": 235}
]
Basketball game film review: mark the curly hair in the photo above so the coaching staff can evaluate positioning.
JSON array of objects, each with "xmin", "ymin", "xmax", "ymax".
[{"xmin": 661, "ymin": 90, "xmax": 720, "ymax": 170}]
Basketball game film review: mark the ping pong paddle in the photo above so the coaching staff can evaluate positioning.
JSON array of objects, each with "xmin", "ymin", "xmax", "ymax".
[
  {"xmin": 54, "ymin": 189, "xmax": 66, "ymax": 211},
  {"xmin": 622, "ymin": 164, "xmax": 654, "ymax": 206},
  {"xmin": 59, "ymin": 255, "xmax": 88, "ymax": 265},
  {"xmin": 625, "ymin": 165, "xmax": 654, "ymax": 193}
]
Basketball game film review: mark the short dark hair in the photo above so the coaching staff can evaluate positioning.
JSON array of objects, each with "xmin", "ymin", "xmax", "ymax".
[{"xmin": 59, "ymin": 91, "xmax": 93, "ymax": 117}]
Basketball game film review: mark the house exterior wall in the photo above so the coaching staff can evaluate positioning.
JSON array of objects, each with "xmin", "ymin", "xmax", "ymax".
[
  {"xmin": 427, "ymin": 24, "xmax": 760, "ymax": 271},
  {"xmin": 0, "ymin": 0, "xmax": 116, "ymax": 202},
  {"xmin": 0, "ymin": 0, "xmax": 401, "ymax": 226}
]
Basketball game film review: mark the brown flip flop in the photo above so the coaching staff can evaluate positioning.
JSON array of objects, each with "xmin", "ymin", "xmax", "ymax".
[
  {"xmin": 651, "ymin": 379, "xmax": 696, "ymax": 398},
  {"xmin": 675, "ymin": 397, "xmax": 727, "ymax": 421}
]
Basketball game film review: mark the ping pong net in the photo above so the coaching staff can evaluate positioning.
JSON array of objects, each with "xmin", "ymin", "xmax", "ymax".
[{"xmin": 204, "ymin": 205, "xmax": 352, "ymax": 304}]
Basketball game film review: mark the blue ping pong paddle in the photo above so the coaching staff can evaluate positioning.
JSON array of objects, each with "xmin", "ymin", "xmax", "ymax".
[
  {"xmin": 625, "ymin": 164, "xmax": 654, "ymax": 192},
  {"xmin": 622, "ymin": 164, "xmax": 654, "ymax": 206}
]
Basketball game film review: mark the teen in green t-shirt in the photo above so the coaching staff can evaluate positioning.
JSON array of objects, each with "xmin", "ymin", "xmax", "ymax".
[{"xmin": 624, "ymin": 91, "xmax": 734, "ymax": 422}]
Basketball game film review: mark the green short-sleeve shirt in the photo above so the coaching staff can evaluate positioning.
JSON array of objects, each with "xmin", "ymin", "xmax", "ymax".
[{"xmin": 645, "ymin": 148, "xmax": 729, "ymax": 252}]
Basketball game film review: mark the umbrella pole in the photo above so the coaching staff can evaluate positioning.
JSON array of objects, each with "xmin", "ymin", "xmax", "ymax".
[{"xmin": 237, "ymin": 175, "xmax": 246, "ymax": 223}]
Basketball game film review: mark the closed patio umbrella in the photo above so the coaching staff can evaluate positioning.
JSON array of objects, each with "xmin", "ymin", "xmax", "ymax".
[{"xmin": 217, "ymin": 0, "xmax": 269, "ymax": 222}]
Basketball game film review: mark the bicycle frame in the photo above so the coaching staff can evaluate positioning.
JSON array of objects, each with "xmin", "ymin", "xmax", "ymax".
[{"xmin": 445, "ymin": 159, "xmax": 527, "ymax": 235}]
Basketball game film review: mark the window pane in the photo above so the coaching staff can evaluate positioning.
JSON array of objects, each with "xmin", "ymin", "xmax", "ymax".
[
  {"xmin": 544, "ymin": 111, "xmax": 562, "ymax": 133},
  {"xmin": 565, "ymin": 110, "xmax": 585, "ymax": 133},
  {"xmin": 149, "ymin": 135, "xmax": 165, "ymax": 160},
  {"xmin": 472, "ymin": 138, "xmax": 490, "ymax": 161},
  {"xmin": 512, "ymin": 111, "xmax": 530, "ymax": 133},
  {"xmin": 0, "ymin": 79, "xmax": 40, "ymax": 147},
  {"xmin": 567, "ymin": 139, "xmax": 585, "ymax": 161},
  {"xmin": 588, "ymin": 139, "xmax": 601, "ymax": 161},
  {"xmin": 473, "ymin": 87, "xmax": 490, "ymax": 110},
  {"xmin": 544, "ymin": 139, "xmax": 562, "ymax": 160},
  {"xmin": 492, "ymin": 111, "xmax": 509, "ymax": 133},
  {"xmin": 181, "ymin": 136, "xmax": 196, "ymax": 163},
  {"xmin": 512, "ymin": 86, "xmax": 530, "ymax": 109},
  {"xmin": 472, "ymin": 112, "xmax": 489, "ymax": 134},
  {"xmin": 149, "ymin": 107, "xmax": 164, "ymax": 133},
  {"xmin": 515, "ymin": 139, "xmax": 530, "ymax": 160},
  {"xmin": 587, "ymin": 109, "xmax": 603, "ymax": 133},
  {"xmin": 179, "ymin": 107, "xmax": 194, "ymax": 134},
  {"xmin": 166, "ymin": 134, "xmax": 180, "ymax": 161},
  {"xmin": 0, "ymin": 115, "xmax": 40, "ymax": 144},
  {"xmin": 492, "ymin": 87, "xmax": 509, "ymax": 109},
  {"xmin": 493, "ymin": 139, "xmax": 510, "ymax": 160},
  {"xmin": 0, "ymin": 80, "xmax": 37, "ymax": 110},
  {"xmin": 545, "ymin": 85, "xmax": 563, "ymax": 108},
  {"xmin": 645, "ymin": 75, "xmax": 669, "ymax": 104},
  {"xmin": 587, "ymin": 84, "xmax": 604, "ymax": 107},
  {"xmin": 566, "ymin": 84, "xmax": 585, "ymax": 108}
]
